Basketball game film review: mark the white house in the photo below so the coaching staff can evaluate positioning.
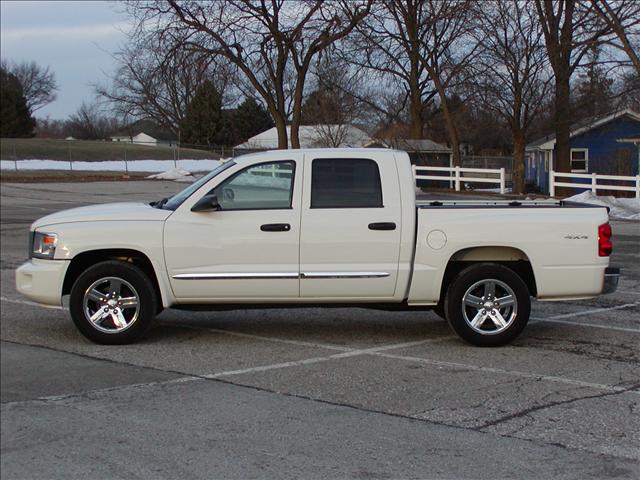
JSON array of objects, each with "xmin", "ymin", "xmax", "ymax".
[
  {"xmin": 111, "ymin": 132, "xmax": 171, "ymax": 146},
  {"xmin": 234, "ymin": 124, "xmax": 372, "ymax": 152},
  {"xmin": 110, "ymin": 120, "xmax": 178, "ymax": 147}
]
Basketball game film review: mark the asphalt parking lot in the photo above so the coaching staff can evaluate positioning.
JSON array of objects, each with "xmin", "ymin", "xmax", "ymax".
[{"xmin": 1, "ymin": 180, "xmax": 639, "ymax": 479}]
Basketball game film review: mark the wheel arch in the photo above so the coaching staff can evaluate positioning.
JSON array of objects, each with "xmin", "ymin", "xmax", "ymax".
[
  {"xmin": 439, "ymin": 246, "xmax": 537, "ymax": 301},
  {"xmin": 62, "ymin": 248, "xmax": 168, "ymax": 310}
]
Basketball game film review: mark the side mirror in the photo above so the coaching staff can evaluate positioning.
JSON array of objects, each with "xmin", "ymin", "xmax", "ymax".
[{"xmin": 191, "ymin": 193, "xmax": 220, "ymax": 212}]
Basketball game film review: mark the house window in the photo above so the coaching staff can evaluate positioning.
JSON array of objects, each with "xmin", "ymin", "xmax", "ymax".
[{"xmin": 570, "ymin": 148, "xmax": 588, "ymax": 172}]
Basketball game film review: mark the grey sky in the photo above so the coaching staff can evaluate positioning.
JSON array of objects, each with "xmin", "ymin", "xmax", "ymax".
[{"xmin": 1, "ymin": 0, "xmax": 131, "ymax": 119}]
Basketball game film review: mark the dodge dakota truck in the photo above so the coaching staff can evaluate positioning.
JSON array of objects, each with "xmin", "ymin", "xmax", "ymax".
[{"xmin": 16, "ymin": 149, "xmax": 619, "ymax": 346}]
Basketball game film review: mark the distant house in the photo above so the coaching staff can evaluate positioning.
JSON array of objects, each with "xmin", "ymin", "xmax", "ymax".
[
  {"xmin": 386, "ymin": 138, "xmax": 452, "ymax": 165},
  {"xmin": 234, "ymin": 124, "xmax": 372, "ymax": 154},
  {"xmin": 526, "ymin": 109, "xmax": 640, "ymax": 193},
  {"xmin": 110, "ymin": 120, "xmax": 178, "ymax": 147}
]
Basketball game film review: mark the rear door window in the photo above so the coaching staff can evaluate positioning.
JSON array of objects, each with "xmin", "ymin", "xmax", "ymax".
[{"xmin": 311, "ymin": 159, "xmax": 383, "ymax": 208}]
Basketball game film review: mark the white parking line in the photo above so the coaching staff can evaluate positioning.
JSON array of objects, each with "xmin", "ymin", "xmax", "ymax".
[
  {"xmin": 2, "ymin": 376, "xmax": 202, "ymax": 407},
  {"xmin": 537, "ymin": 302, "xmax": 639, "ymax": 320},
  {"xmin": 183, "ymin": 325, "xmax": 353, "ymax": 352},
  {"xmin": 372, "ymin": 352, "xmax": 640, "ymax": 395},
  {"xmin": 531, "ymin": 302, "xmax": 640, "ymax": 333},
  {"xmin": 534, "ymin": 318, "xmax": 640, "ymax": 333},
  {"xmin": 206, "ymin": 340, "xmax": 430, "ymax": 378},
  {"xmin": 0, "ymin": 296, "xmax": 63, "ymax": 310}
]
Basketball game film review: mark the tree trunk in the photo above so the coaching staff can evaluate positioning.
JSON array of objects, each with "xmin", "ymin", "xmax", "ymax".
[
  {"xmin": 431, "ymin": 73, "xmax": 461, "ymax": 166},
  {"xmin": 409, "ymin": 95, "xmax": 423, "ymax": 139},
  {"xmin": 441, "ymin": 97, "xmax": 461, "ymax": 166},
  {"xmin": 408, "ymin": 73, "xmax": 423, "ymax": 139},
  {"xmin": 274, "ymin": 114, "xmax": 288, "ymax": 149},
  {"xmin": 290, "ymin": 73, "xmax": 307, "ymax": 149},
  {"xmin": 554, "ymin": 73, "xmax": 571, "ymax": 174},
  {"xmin": 512, "ymin": 129, "xmax": 526, "ymax": 195}
]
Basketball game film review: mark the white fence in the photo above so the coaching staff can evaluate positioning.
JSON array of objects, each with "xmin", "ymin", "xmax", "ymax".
[
  {"xmin": 550, "ymin": 171, "xmax": 640, "ymax": 198},
  {"xmin": 413, "ymin": 165, "xmax": 506, "ymax": 194}
]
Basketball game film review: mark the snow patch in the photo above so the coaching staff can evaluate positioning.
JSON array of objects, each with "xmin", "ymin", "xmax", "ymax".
[
  {"xmin": 0, "ymin": 159, "xmax": 221, "ymax": 173},
  {"xmin": 565, "ymin": 191, "xmax": 640, "ymax": 221},
  {"xmin": 146, "ymin": 168, "xmax": 194, "ymax": 182}
]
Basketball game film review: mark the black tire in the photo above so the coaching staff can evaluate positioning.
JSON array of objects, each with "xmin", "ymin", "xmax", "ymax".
[
  {"xmin": 432, "ymin": 303, "xmax": 446, "ymax": 320},
  {"xmin": 444, "ymin": 263, "xmax": 530, "ymax": 347},
  {"xmin": 69, "ymin": 260, "xmax": 157, "ymax": 344}
]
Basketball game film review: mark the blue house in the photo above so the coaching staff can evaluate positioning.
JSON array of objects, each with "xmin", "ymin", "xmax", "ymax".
[{"xmin": 526, "ymin": 109, "xmax": 640, "ymax": 194}]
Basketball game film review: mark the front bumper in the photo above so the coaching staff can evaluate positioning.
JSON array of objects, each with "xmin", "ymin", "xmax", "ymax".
[
  {"xmin": 602, "ymin": 267, "xmax": 620, "ymax": 295},
  {"xmin": 15, "ymin": 259, "xmax": 70, "ymax": 306}
]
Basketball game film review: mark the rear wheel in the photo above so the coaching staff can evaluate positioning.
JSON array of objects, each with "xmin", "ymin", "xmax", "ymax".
[
  {"xmin": 444, "ymin": 263, "xmax": 530, "ymax": 347},
  {"xmin": 432, "ymin": 303, "xmax": 446, "ymax": 320},
  {"xmin": 69, "ymin": 260, "xmax": 157, "ymax": 344}
]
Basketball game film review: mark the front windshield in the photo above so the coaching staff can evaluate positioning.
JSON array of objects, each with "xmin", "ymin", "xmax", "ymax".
[{"xmin": 162, "ymin": 161, "xmax": 236, "ymax": 210}]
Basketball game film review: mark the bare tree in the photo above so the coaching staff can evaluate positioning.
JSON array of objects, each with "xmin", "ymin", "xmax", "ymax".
[
  {"xmin": 66, "ymin": 102, "xmax": 123, "ymax": 140},
  {"xmin": 348, "ymin": 1, "xmax": 436, "ymax": 139},
  {"xmin": 128, "ymin": 0, "xmax": 371, "ymax": 149},
  {"xmin": 534, "ymin": 0, "xmax": 612, "ymax": 176},
  {"xmin": 96, "ymin": 31, "xmax": 235, "ymax": 135},
  {"xmin": 301, "ymin": 54, "xmax": 367, "ymax": 146},
  {"xmin": 474, "ymin": 0, "xmax": 552, "ymax": 194},
  {"xmin": 350, "ymin": 0, "xmax": 479, "ymax": 166},
  {"xmin": 286, "ymin": 1, "xmax": 372, "ymax": 147},
  {"xmin": 591, "ymin": 0, "xmax": 640, "ymax": 74},
  {"xmin": 1, "ymin": 59, "xmax": 58, "ymax": 113}
]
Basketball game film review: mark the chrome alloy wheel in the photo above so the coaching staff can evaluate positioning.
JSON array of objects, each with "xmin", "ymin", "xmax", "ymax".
[
  {"xmin": 82, "ymin": 276, "xmax": 140, "ymax": 333},
  {"xmin": 461, "ymin": 278, "xmax": 518, "ymax": 335}
]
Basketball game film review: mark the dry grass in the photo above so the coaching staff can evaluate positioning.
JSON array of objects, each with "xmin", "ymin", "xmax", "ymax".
[{"xmin": 1, "ymin": 138, "xmax": 221, "ymax": 162}]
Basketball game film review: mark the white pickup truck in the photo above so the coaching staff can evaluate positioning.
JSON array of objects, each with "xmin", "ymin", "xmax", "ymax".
[{"xmin": 16, "ymin": 149, "xmax": 619, "ymax": 346}]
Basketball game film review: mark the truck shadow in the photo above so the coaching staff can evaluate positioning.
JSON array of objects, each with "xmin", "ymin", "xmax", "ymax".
[{"xmin": 150, "ymin": 307, "xmax": 454, "ymax": 344}]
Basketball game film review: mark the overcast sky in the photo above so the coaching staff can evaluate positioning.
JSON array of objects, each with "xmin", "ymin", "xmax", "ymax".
[{"xmin": 1, "ymin": 0, "xmax": 132, "ymax": 119}]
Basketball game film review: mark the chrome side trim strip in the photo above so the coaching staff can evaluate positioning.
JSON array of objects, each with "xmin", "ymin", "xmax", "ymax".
[
  {"xmin": 301, "ymin": 272, "xmax": 390, "ymax": 279},
  {"xmin": 172, "ymin": 272, "xmax": 391, "ymax": 280},
  {"xmin": 172, "ymin": 273, "xmax": 299, "ymax": 280}
]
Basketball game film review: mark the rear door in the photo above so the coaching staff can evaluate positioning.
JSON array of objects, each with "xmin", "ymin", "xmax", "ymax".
[{"xmin": 299, "ymin": 152, "xmax": 402, "ymax": 300}]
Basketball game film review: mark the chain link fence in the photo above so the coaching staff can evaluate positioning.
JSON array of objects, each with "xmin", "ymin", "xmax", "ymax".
[
  {"xmin": 1, "ymin": 138, "xmax": 231, "ymax": 162},
  {"xmin": 0, "ymin": 138, "xmax": 234, "ymax": 173}
]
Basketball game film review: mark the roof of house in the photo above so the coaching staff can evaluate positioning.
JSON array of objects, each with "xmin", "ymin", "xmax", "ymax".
[
  {"xmin": 390, "ymin": 138, "xmax": 451, "ymax": 153},
  {"xmin": 527, "ymin": 109, "xmax": 640, "ymax": 151},
  {"xmin": 234, "ymin": 124, "xmax": 372, "ymax": 149},
  {"xmin": 616, "ymin": 136, "xmax": 640, "ymax": 144},
  {"xmin": 112, "ymin": 119, "xmax": 177, "ymax": 142}
]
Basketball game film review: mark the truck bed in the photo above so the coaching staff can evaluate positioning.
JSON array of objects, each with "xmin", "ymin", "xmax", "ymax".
[
  {"xmin": 407, "ymin": 199, "xmax": 610, "ymax": 304},
  {"xmin": 415, "ymin": 199, "xmax": 605, "ymax": 209}
]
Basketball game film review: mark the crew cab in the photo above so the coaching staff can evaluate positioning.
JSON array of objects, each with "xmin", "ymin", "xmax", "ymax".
[{"xmin": 16, "ymin": 149, "xmax": 619, "ymax": 346}]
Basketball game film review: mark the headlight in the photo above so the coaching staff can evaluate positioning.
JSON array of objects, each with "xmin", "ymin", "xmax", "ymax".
[{"xmin": 31, "ymin": 232, "xmax": 58, "ymax": 259}]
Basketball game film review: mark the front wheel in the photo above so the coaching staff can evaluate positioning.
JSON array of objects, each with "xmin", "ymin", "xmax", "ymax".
[
  {"xmin": 444, "ymin": 263, "xmax": 530, "ymax": 347},
  {"xmin": 69, "ymin": 260, "xmax": 157, "ymax": 344}
]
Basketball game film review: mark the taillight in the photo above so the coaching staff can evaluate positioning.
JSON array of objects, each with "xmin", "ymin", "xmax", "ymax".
[{"xmin": 598, "ymin": 223, "xmax": 612, "ymax": 257}]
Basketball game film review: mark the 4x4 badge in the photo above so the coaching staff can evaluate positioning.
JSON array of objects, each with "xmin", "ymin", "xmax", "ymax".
[{"xmin": 564, "ymin": 235, "xmax": 589, "ymax": 239}]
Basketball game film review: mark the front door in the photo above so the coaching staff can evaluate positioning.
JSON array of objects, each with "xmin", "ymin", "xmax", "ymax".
[
  {"xmin": 299, "ymin": 153, "xmax": 402, "ymax": 300},
  {"xmin": 164, "ymin": 156, "xmax": 302, "ymax": 301}
]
